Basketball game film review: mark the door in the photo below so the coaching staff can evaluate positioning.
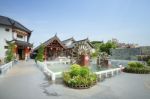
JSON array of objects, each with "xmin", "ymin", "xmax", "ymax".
[{"xmin": 18, "ymin": 48, "xmax": 25, "ymax": 60}]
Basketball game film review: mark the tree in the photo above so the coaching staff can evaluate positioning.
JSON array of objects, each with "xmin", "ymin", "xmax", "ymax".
[
  {"xmin": 5, "ymin": 43, "xmax": 15, "ymax": 63},
  {"xmin": 36, "ymin": 44, "xmax": 45, "ymax": 62},
  {"xmin": 91, "ymin": 41, "xmax": 103, "ymax": 58},
  {"xmin": 99, "ymin": 41, "xmax": 116, "ymax": 55}
]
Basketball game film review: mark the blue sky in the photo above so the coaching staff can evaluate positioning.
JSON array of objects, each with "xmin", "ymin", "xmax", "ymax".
[{"xmin": 0, "ymin": 0, "xmax": 150, "ymax": 47}]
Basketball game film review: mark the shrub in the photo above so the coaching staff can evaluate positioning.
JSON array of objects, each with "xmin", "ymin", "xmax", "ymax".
[
  {"xmin": 5, "ymin": 43, "xmax": 15, "ymax": 63},
  {"xmin": 70, "ymin": 64, "xmax": 81, "ymax": 77},
  {"xmin": 80, "ymin": 67, "xmax": 90, "ymax": 77},
  {"xmin": 147, "ymin": 59, "xmax": 150, "ymax": 66},
  {"xmin": 36, "ymin": 44, "xmax": 45, "ymax": 62},
  {"xmin": 137, "ymin": 55, "xmax": 150, "ymax": 61},
  {"xmin": 128, "ymin": 62, "xmax": 137, "ymax": 68},
  {"xmin": 63, "ymin": 64, "xmax": 97, "ymax": 89},
  {"xmin": 123, "ymin": 62, "xmax": 150, "ymax": 74},
  {"xmin": 135, "ymin": 62, "xmax": 144, "ymax": 68},
  {"xmin": 128, "ymin": 62, "xmax": 144, "ymax": 68}
]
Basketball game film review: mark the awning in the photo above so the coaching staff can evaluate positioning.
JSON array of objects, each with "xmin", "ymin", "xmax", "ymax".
[{"xmin": 6, "ymin": 39, "xmax": 33, "ymax": 47}]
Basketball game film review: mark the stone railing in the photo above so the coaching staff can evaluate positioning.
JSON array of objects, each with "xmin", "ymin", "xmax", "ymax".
[{"xmin": 0, "ymin": 61, "xmax": 13, "ymax": 77}]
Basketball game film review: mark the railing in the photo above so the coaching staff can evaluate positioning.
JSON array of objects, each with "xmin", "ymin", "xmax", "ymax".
[
  {"xmin": 46, "ymin": 60, "xmax": 70, "ymax": 65},
  {"xmin": 37, "ymin": 61, "xmax": 56, "ymax": 81},
  {"xmin": 36, "ymin": 61, "xmax": 124, "ymax": 81},
  {"xmin": 0, "ymin": 61, "xmax": 13, "ymax": 76},
  {"xmin": 95, "ymin": 67, "xmax": 124, "ymax": 80}
]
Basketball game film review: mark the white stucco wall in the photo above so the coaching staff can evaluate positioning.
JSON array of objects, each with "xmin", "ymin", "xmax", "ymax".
[
  {"xmin": 0, "ymin": 25, "xmax": 13, "ymax": 60},
  {"xmin": 13, "ymin": 32, "xmax": 27, "ymax": 41}
]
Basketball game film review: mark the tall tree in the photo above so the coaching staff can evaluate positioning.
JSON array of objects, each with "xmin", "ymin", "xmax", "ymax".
[
  {"xmin": 36, "ymin": 44, "xmax": 45, "ymax": 62},
  {"xmin": 91, "ymin": 41, "xmax": 103, "ymax": 58},
  {"xmin": 5, "ymin": 43, "xmax": 15, "ymax": 63},
  {"xmin": 99, "ymin": 41, "xmax": 117, "ymax": 55}
]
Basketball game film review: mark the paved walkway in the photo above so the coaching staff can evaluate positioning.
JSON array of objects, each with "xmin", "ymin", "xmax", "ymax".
[{"xmin": 0, "ymin": 60, "xmax": 150, "ymax": 99}]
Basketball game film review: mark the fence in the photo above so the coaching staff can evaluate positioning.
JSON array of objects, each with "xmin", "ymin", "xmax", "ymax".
[
  {"xmin": 37, "ymin": 61, "xmax": 59, "ymax": 81},
  {"xmin": 0, "ymin": 61, "xmax": 13, "ymax": 77},
  {"xmin": 95, "ymin": 67, "xmax": 124, "ymax": 80},
  {"xmin": 37, "ymin": 61, "xmax": 124, "ymax": 81}
]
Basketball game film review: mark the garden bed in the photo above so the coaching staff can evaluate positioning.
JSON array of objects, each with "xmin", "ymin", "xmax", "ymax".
[
  {"xmin": 123, "ymin": 62, "xmax": 150, "ymax": 74},
  {"xmin": 64, "ymin": 81, "xmax": 97, "ymax": 89},
  {"xmin": 63, "ymin": 64, "xmax": 97, "ymax": 89}
]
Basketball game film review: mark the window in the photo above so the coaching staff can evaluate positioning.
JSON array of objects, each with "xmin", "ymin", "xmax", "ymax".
[
  {"xmin": 4, "ymin": 46, "xmax": 8, "ymax": 49},
  {"xmin": 5, "ymin": 28, "xmax": 10, "ymax": 32},
  {"xmin": 17, "ymin": 34, "xmax": 23, "ymax": 38}
]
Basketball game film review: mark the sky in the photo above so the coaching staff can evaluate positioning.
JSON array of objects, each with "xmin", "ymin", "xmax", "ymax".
[{"xmin": 0, "ymin": 0, "xmax": 150, "ymax": 47}]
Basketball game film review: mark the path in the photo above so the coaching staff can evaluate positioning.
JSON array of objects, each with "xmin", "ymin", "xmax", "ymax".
[{"xmin": 0, "ymin": 60, "xmax": 150, "ymax": 99}]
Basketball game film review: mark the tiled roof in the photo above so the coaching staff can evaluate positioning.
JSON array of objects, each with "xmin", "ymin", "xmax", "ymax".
[
  {"xmin": 6, "ymin": 39, "xmax": 33, "ymax": 47},
  {"xmin": 0, "ymin": 15, "xmax": 31, "ymax": 33},
  {"xmin": 34, "ymin": 35, "xmax": 67, "ymax": 51}
]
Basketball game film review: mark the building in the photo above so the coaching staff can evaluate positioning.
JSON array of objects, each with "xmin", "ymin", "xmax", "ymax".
[
  {"xmin": 111, "ymin": 38, "xmax": 139, "ymax": 48},
  {"xmin": 33, "ymin": 35, "xmax": 94, "ymax": 61},
  {"xmin": 0, "ymin": 16, "xmax": 32, "ymax": 61}
]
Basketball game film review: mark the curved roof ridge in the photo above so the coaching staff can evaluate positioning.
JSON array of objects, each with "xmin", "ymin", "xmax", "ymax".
[{"xmin": 0, "ymin": 15, "xmax": 31, "ymax": 33}]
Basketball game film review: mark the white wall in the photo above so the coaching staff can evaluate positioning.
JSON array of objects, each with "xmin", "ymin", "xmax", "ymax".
[
  {"xmin": 13, "ymin": 32, "xmax": 28, "ymax": 42},
  {"xmin": 0, "ymin": 25, "xmax": 13, "ymax": 60}
]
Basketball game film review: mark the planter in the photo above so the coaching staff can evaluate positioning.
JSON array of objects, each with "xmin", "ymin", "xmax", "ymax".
[{"xmin": 64, "ymin": 81, "xmax": 97, "ymax": 89}]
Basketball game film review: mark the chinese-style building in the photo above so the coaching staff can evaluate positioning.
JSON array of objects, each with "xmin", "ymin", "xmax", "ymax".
[
  {"xmin": 0, "ymin": 16, "xmax": 32, "ymax": 61},
  {"xmin": 33, "ymin": 35, "xmax": 94, "ymax": 61}
]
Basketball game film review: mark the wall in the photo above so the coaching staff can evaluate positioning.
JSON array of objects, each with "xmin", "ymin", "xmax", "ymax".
[
  {"xmin": 110, "ymin": 46, "xmax": 150, "ymax": 60},
  {"xmin": 0, "ymin": 25, "xmax": 13, "ymax": 61},
  {"xmin": 13, "ymin": 32, "xmax": 27, "ymax": 42}
]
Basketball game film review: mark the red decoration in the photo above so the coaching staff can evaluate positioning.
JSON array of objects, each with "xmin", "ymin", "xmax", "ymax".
[{"xmin": 80, "ymin": 55, "xmax": 89, "ymax": 66}]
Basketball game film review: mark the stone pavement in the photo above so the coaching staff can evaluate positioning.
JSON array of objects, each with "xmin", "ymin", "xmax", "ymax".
[{"xmin": 0, "ymin": 60, "xmax": 150, "ymax": 99}]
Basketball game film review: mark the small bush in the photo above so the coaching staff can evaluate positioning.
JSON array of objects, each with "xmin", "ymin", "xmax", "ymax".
[
  {"xmin": 80, "ymin": 67, "xmax": 90, "ymax": 77},
  {"xmin": 124, "ymin": 62, "xmax": 150, "ymax": 74},
  {"xmin": 135, "ymin": 62, "xmax": 144, "ymax": 68},
  {"xmin": 70, "ymin": 64, "xmax": 81, "ymax": 77},
  {"xmin": 36, "ymin": 45, "xmax": 45, "ymax": 62},
  {"xmin": 63, "ymin": 64, "xmax": 97, "ymax": 89},
  {"xmin": 5, "ymin": 43, "xmax": 15, "ymax": 63},
  {"xmin": 147, "ymin": 59, "xmax": 150, "ymax": 66},
  {"xmin": 128, "ymin": 62, "xmax": 144, "ymax": 68},
  {"xmin": 128, "ymin": 62, "xmax": 137, "ymax": 68}
]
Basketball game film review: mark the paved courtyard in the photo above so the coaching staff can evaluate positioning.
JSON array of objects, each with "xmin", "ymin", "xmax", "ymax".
[{"xmin": 0, "ymin": 60, "xmax": 150, "ymax": 99}]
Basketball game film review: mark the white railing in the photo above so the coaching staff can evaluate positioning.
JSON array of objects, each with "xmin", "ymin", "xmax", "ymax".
[
  {"xmin": 37, "ymin": 61, "xmax": 57, "ymax": 81},
  {"xmin": 0, "ymin": 61, "xmax": 13, "ymax": 76},
  {"xmin": 36, "ymin": 61, "xmax": 124, "ymax": 81},
  {"xmin": 46, "ymin": 60, "xmax": 70, "ymax": 65},
  {"xmin": 95, "ymin": 67, "xmax": 124, "ymax": 79}
]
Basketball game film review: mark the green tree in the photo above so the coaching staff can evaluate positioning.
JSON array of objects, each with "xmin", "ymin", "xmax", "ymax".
[
  {"xmin": 99, "ymin": 41, "xmax": 116, "ymax": 55},
  {"xmin": 36, "ymin": 44, "xmax": 45, "ymax": 62},
  {"xmin": 5, "ymin": 43, "xmax": 15, "ymax": 63},
  {"xmin": 91, "ymin": 41, "xmax": 103, "ymax": 58}
]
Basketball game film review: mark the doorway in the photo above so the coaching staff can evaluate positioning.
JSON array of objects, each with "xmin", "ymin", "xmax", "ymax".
[{"xmin": 18, "ymin": 48, "xmax": 25, "ymax": 60}]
